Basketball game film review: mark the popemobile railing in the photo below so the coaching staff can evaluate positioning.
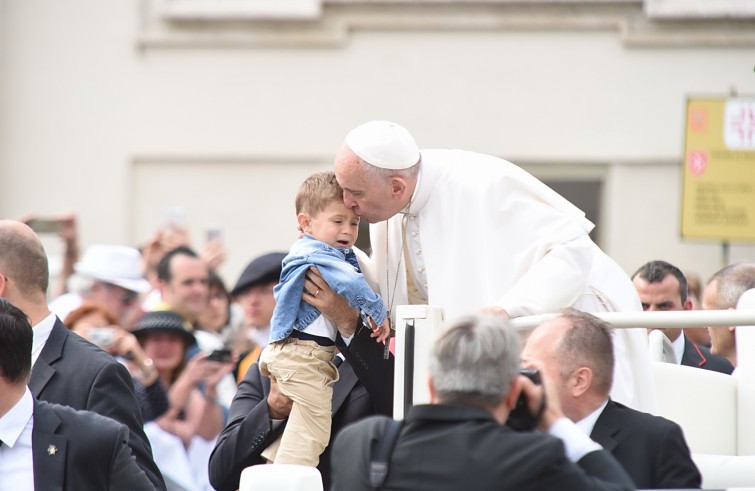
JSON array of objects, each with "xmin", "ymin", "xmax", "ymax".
[{"xmin": 393, "ymin": 289, "xmax": 755, "ymax": 418}]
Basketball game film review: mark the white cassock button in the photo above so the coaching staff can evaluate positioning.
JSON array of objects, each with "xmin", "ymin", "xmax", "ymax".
[
  {"xmin": 415, "ymin": 250, "xmax": 422, "ymax": 256},
  {"xmin": 411, "ymin": 232, "xmax": 418, "ymax": 238}
]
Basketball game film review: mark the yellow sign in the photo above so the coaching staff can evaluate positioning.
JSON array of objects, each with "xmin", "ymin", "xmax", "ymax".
[{"xmin": 681, "ymin": 97, "xmax": 755, "ymax": 241}]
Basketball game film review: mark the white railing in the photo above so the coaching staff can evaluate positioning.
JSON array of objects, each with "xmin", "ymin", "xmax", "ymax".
[{"xmin": 509, "ymin": 309, "xmax": 755, "ymax": 331}]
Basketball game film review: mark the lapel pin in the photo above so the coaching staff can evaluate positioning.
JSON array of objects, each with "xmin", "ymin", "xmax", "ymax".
[{"xmin": 47, "ymin": 444, "xmax": 57, "ymax": 456}]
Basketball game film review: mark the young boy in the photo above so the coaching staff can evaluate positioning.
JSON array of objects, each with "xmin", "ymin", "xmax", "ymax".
[{"xmin": 259, "ymin": 171, "xmax": 390, "ymax": 467}]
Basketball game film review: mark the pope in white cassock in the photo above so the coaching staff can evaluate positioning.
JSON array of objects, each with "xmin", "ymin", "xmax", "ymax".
[{"xmin": 333, "ymin": 120, "xmax": 656, "ymax": 413}]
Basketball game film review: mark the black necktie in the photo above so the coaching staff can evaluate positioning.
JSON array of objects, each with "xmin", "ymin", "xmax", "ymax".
[{"xmin": 333, "ymin": 356, "xmax": 344, "ymax": 368}]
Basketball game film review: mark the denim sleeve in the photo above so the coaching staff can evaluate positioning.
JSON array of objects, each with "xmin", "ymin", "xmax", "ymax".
[{"xmin": 310, "ymin": 251, "xmax": 387, "ymax": 326}]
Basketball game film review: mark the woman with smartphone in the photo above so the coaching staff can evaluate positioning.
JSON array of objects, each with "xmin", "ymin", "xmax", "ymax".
[
  {"xmin": 63, "ymin": 302, "xmax": 169, "ymax": 422},
  {"xmin": 132, "ymin": 310, "xmax": 233, "ymax": 491}
]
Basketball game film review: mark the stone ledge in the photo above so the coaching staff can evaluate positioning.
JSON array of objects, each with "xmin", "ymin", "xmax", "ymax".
[{"xmin": 138, "ymin": 0, "xmax": 755, "ymax": 48}]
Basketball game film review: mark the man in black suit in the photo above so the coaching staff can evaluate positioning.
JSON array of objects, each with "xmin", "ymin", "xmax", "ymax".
[
  {"xmin": 632, "ymin": 260, "xmax": 733, "ymax": 374},
  {"xmin": 209, "ymin": 266, "xmax": 393, "ymax": 491},
  {"xmin": 0, "ymin": 220, "xmax": 165, "ymax": 490},
  {"xmin": 0, "ymin": 297, "xmax": 153, "ymax": 490},
  {"xmin": 522, "ymin": 309, "xmax": 701, "ymax": 489},
  {"xmin": 331, "ymin": 314, "xmax": 636, "ymax": 491}
]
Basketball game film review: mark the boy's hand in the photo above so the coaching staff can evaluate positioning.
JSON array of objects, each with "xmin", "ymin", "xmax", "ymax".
[{"xmin": 368, "ymin": 317, "xmax": 391, "ymax": 344}]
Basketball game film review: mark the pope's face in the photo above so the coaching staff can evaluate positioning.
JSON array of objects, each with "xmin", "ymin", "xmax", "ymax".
[{"xmin": 334, "ymin": 146, "xmax": 404, "ymax": 224}]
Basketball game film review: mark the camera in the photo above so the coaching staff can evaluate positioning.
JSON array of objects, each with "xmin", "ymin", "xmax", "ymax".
[
  {"xmin": 88, "ymin": 327, "xmax": 117, "ymax": 350},
  {"xmin": 206, "ymin": 348, "xmax": 233, "ymax": 363},
  {"xmin": 26, "ymin": 217, "xmax": 64, "ymax": 234},
  {"xmin": 506, "ymin": 368, "xmax": 545, "ymax": 431}
]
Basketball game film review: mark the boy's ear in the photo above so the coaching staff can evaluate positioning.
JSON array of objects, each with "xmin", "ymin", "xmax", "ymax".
[{"xmin": 297, "ymin": 213, "xmax": 311, "ymax": 233}]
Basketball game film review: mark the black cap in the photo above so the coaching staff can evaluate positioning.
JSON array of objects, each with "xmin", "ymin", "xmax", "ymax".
[
  {"xmin": 231, "ymin": 252, "xmax": 286, "ymax": 297},
  {"xmin": 132, "ymin": 310, "xmax": 196, "ymax": 346}
]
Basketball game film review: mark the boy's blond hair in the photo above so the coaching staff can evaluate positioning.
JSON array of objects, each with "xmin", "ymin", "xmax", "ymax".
[{"xmin": 295, "ymin": 171, "xmax": 344, "ymax": 216}]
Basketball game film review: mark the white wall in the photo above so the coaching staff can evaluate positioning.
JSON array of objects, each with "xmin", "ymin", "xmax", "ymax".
[{"xmin": 1, "ymin": 0, "xmax": 754, "ymax": 287}]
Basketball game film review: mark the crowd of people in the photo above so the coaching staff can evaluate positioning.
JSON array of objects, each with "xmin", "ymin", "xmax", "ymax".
[{"xmin": 0, "ymin": 120, "xmax": 754, "ymax": 491}]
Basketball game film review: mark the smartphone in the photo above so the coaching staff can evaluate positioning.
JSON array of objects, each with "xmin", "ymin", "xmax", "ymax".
[
  {"xmin": 163, "ymin": 206, "xmax": 186, "ymax": 230},
  {"xmin": 506, "ymin": 368, "xmax": 543, "ymax": 431},
  {"xmin": 206, "ymin": 227, "xmax": 223, "ymax": 242},
  {"xmin": 27, "ymin": 217, "xmax": 64, "ymax": 234},
  {"xmin": 206, "ymin": 348, "xmax": 232, "ymax": 363}
]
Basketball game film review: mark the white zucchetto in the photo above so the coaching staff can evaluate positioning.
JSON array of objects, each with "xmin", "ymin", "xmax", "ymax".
[{"xmin": 344, "ymin": 120, "xmax": 420, "ymax": 170}]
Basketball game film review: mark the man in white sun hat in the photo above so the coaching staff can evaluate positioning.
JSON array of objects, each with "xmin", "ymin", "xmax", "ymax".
[
  {"xmin": 50, "ymin": 244, "xmax": 151, "ymax": 329},
  {"xmin": 333, "ymin": 120, "xmax": 655, "ymax": 413}
]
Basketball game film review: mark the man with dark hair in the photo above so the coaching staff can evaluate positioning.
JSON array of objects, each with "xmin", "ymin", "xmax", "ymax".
[
  {"xmin": 0, "ymin": 297, "xmax": 153, "ymax": 490},
  {"xmin": 156, "ymin": 245, "xmax": 209, "ymax": 325},
  {"xmin": 522, "ymin": 309, "xmax": 701, "ymax": 489},
  {"xmin": 702, "ymin": 262, "xmax": 755, "ymax": 368},
  {"xmin": 209, "ymin": 271, "xmax": 393, "ymax": 491},
  {"xmin": 330, "ymin": 314, "xmax": 636, "ymax": 491},
  {"xmin": 632, "ymin": 260, "xmax": 733, "ymax": 373},
  {"xmin": 0, "ymin": 220, "xmax": 165, "ymax": 490}
]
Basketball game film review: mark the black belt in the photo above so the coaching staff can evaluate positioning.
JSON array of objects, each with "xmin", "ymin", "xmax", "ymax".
[{"xmin": 289, "ymin": 329, "xmax": 335, "ymax": 347}]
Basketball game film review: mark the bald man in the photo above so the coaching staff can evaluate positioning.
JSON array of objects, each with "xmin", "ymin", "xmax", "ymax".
[
  {"xmin": 0, "ymin": 220, "xmax": 165, "ymax": 490},
  {"xmin": 702, "ymin": 262, "xmax": 755, "ymax": 369},
  {"xmin": 521, "ymin": 309, "xmax": 700, "ymax": 489}
]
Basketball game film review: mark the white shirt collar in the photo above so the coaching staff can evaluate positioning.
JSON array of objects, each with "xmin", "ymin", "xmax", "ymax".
[
  {"xmin": 672, "ymin": 333, "xmax": 685, "ymax": 365},
  {"xmin": 575, "ymin": 399, "xmax": 609, "ymax": 436},
  {"xmin": 31, "ymin": 312, "xmax": 57, "ymax": 367},
  {"xmin": 0, "ymin": 387, "xmax": 33, "ymax": 448},
  {"xmin": 401, "ymin": 163, "xmax": 425, "ymax": 217}
]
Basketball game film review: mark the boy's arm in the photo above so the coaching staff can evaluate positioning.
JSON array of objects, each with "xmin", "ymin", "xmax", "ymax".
[
  {"xmin": 309, "ymin": 253, "xmax": 387, "ymax": 326},
  {"xmin": 303, "ymin": 266, "xmax": 359, "ymax": 338}
]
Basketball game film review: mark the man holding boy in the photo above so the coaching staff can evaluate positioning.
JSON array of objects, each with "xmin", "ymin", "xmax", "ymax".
[{"xmin": 258, "ymin": 171, "xmax": 389, "ymax": 467}]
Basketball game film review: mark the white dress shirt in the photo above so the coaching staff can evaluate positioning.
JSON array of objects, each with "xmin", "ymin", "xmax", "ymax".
[
  {"xmin": 0, "ymin": 388, "xmax": 35, "ymax": 491},
  {"xmin": 575, "ymin": 399, "xmax": 610, "ymax": 437},
  {"xmin": 672, "ymin": 333, "xmax": 686, "ymax": 365},
  {"xmin": 31, "ymin": 312, "xmax": 57, "ymax": 367},
  {"xmin": 548, "ymin": 416, "xmax": 603, "ymax": 463}
]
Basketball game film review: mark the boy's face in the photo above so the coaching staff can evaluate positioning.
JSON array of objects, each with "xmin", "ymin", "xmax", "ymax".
[{"xmin": 301, "ymin": 200, "xmax": 360, "ymax": 249}]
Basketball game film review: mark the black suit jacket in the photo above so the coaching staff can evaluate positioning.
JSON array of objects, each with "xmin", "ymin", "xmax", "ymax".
[
  {"xmin": 331, "ymin": 404, "xmax": 636, "ymax": 491},
  {"xmin": 29, "ymin": 319, "xmax": 165, "ymax": 490},
  {"xmin": 680, "ymin": 335, "xmax": 734, "ymax": 374},
  {"xmin": 208, "ymin": 324, "xmax": 394, "ymax": 491},
  {"xmin": 590, "ymin": 400, "xmax": 701, "ymax": 489},
  {"xmin": 32, "ymin": 399, "xmax": 153, "ymax": 491}
]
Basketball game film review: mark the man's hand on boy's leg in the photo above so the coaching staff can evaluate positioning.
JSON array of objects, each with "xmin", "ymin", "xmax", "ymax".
[{"xmin": 267, "ymin": 376, "xmax": 293, "ymax": 420}]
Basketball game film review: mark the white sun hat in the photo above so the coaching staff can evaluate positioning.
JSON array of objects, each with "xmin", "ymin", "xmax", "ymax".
[
  {"xmin": 74, "ymin": 244, "xmax": 151, "ymax": 293},
  {"xmin": 345, "ymin": 120, "xmax": 420, "ymax": 170}
]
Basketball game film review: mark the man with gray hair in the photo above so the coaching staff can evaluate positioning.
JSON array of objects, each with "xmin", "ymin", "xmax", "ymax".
[
  {"xmin": 330, "ymin": 314, "xmax": 635, "ymax": 491},
  {"xmin": 702, "ymin": 262, "xmax": 755, "ymax": 368},
  {"xmin": 522, "ymin": 309, "xmax": 700, "ymax": 489}
]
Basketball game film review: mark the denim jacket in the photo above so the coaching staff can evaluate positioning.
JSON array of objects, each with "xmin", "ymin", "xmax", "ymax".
[{"xmin": 270, "ymin": 235, "xmax": 387, "ymax": 343}]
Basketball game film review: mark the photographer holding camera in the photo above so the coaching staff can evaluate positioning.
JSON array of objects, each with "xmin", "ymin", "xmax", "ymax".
[{"xmin": 330, "ymin": 314, "xmax": 635, "ymax": 491}]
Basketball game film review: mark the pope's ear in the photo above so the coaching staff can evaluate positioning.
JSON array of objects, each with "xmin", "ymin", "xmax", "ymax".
[{"xmin": 390, "ymin": 176, "xmax": 408, "ymax": 199}]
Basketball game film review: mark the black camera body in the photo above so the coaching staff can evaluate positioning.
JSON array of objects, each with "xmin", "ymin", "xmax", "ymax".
[
  {"xmin": 506, "ymin": 368, "xmax": 544, "ymax": 431},
  {"xmin": 206, "ymin": 349, "xmax": 233, "ymax": 363}
]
